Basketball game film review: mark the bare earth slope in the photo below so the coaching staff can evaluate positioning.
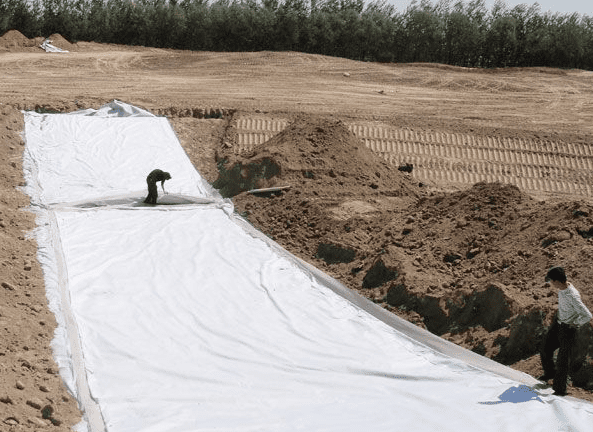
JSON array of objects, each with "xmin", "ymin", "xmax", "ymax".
[{"xmin": 2, "ymin": 31, "xmax": 593, "ymax": 429}]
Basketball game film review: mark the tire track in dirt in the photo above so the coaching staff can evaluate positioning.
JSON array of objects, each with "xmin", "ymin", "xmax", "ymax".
[
  {"xmin": 233, "ymin": 115, "xmax": 593, "ymax": 198},
  {"xmin": 235, "ymin": 116, "xmax": 289, "ymax": 153}
]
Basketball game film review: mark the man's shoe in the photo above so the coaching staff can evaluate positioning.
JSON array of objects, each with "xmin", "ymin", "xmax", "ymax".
[
  {"xmin": 538, "ymin": 374, "xmax": 554, "ymax": 381},
  {"xmin": 553, "ymin": 390, "xmax": 567, "ymax": 396}
]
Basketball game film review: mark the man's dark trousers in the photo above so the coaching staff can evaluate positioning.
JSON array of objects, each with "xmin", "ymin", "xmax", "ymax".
[{"xmin": 540, "ymin": 319, "xmax": 577, "ymax": 394}]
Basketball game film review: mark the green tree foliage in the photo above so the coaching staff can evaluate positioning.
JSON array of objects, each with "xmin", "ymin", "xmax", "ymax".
[
  {"xmin": 404, "ymin": 0, "xmax": 444, "ymax": 62},
  {"xmin": 442, "ymin": 0, "xmax": 484, "ymax": 66},
  {"xmin": 483, "ymin": 1, "xmax": 518, "ymax": 67},
  {"xmin": 84, "ymin": 0, "xmax": 109, "ymax": 42},
  {"xmin": 0, "ymin": 0, "xmax": 41, "ymax": 37},
  {"xmin": 359, "ymin": 1, "xmax": 396, "ymax": 61},
  {"xmin": 2, "ymin": 0, "xmax": 593, "ymax": 70},
  {"xmin": 274, "ymin": 0, "xmax": 307, "ymax": 50},
  {"xmin": 552, "ymin": 13, "xmax": 586, "ymax": 68},
  {"xmin": 181, "ymin": 0, "xmax": 211, "ymax": 50},
  {"xmin": 581, "ymin": 16, "xmax": 593, "ymax": 70},
  {"xmin": 41, "ymin": 0, "xmax": 73, "ymax": 38}
]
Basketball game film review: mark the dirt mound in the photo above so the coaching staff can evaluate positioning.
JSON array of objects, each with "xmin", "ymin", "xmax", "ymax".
[
  {"xmin": 364, "ymin": 185, "xmax": 593, "ymax": 388},
  {"xmin": 0, "ymin": 29, "xmax": 37, "ymax": 50},
  {"xmin": 0, "ymin": 30, "xmax": 75, "ymax": 52},
  {"xmin": 215, "ymin": 115, "xmax": 424, "ymax": 198},
  {"xmin": 46, "ymin": 33, "xmax": 75, "ymax": 51},
  {"xmin": 418, "ymin": 182, "xmax": 533, "ymax": 218}
]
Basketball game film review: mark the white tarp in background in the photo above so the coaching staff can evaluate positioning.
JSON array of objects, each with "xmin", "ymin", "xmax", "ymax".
[
  {"xmin": 22, "ymin": 101, "xmax": 593, "ymax": 432},
  {"xmin": 40, "ymin": 38, "xmax": 69, "ymax": 53}
]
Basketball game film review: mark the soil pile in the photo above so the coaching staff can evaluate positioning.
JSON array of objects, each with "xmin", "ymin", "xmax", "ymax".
[
  {"xmin": 214, "ymin": 114, "xmax": 424, "ymax": 199},
  {"xmin": 0, "ymin": 30, "xmax": 30, "ymax": 47},
  {"xmin": 0, "ymin": 30, "xmax": 74, "ymax": 52},
  {"xmin": 46, "ymin": 33, "xmax": 76, "ymax": 51},
  {"xmin": 0, "ymin": 30, "xmax": 40, "ymax": 51}
]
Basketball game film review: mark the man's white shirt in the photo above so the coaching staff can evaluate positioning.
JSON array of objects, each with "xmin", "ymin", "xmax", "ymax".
[{"xmin": 558, "ymin": 283, "xmax": 593, "ymax": 327}]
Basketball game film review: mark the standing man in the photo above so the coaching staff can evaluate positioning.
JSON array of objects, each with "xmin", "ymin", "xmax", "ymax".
[
  {"xmin": 539, "ymin": 266, "xmax": 592, "ymax": 396},
  {"xmin": 144, "ymin": 169, "xmax": 171, "ymax": 204}
]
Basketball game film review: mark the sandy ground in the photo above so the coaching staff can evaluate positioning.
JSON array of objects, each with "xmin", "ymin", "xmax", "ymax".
[{"xmin": 2, "ymin": 30, "xmax": 593, "ymax": 429}]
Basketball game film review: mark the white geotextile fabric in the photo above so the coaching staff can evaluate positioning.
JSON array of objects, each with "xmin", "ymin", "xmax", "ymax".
[
  {"xmin": 22, "ymin": 101, "xmax": 593, "ymax": 432},
  {"xmin": 24, "ymin": 102, "xmax": 211, "ymax": 205}
]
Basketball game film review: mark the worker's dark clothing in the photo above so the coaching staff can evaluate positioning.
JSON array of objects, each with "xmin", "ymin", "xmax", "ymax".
[
  {"xmin": 144, "ymin": 169, "xmax": 171, "ymax": 204},
  {"xmin": 540, "ymin": 318, "xmax": 577, "ymax": 395}
]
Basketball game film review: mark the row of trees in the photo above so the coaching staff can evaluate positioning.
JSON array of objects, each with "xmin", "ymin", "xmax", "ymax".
[{"xmin": 2, "ymin": 0, "xmax": 593, "ymax": 69}]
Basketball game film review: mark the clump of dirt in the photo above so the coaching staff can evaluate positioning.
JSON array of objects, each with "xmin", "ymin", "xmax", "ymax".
[{"xmin": 227, "ymin": 117, "xmax": 593, "ymax": 398}]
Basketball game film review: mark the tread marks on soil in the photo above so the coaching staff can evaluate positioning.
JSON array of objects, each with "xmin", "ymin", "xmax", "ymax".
[{"xmin": 235, "ymin": 117, "xmax": 289, "ymax": 153}]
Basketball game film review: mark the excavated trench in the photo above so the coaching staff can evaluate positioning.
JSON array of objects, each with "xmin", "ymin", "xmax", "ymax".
[
  {"xmin": 20, "ymin": 103, "xmax": 593, "ymax": 391},
  {"xmin": 14, "ymin": 103, "xmax": 235, "ymax": 119}
]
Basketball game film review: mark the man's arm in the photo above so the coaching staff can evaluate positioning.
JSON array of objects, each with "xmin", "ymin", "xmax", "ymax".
[{"xmin": 568, "ymin": 289, "xmax": 593, "ymax": 327}]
